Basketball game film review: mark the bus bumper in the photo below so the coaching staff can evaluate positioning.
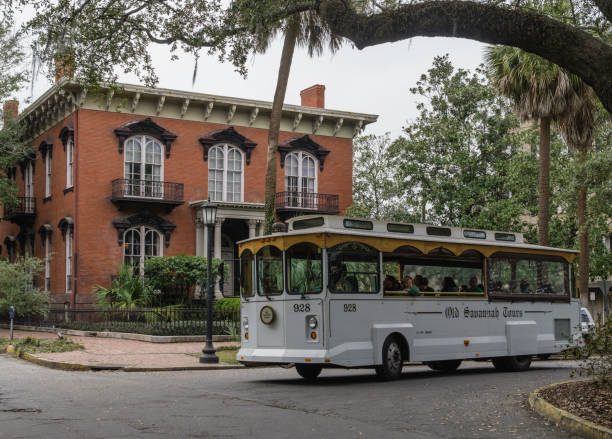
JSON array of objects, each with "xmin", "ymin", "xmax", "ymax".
[{"xmin": 237, "ymin": 348, "xmax": 328, "ymax": 365}]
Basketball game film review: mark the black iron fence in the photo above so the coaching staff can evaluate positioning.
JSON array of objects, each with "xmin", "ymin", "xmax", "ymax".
[
  {"xmin": 275, "ymin": 191, "xmax": 339, "ymax": 213},
  {"xmin": 3, "ymin": 196, "xmax": 36, "ymax": 218},
  {"xmin": 1, "ymin": 306, "xmax": 240, "ymax": 337},
  {"xmin": 111, "ymin": 179, "xmax": 184, "ymax": 202}
]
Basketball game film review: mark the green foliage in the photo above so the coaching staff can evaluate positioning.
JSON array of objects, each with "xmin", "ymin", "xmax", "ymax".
[
  {"xmin": 215, "ymin": 297, "xmax": 240, "ymax": 312},
  {"xmin": 0, "ymin": 257, "xmax": 51, "ymax": 317},
  {"xmin": 568, "ymin": 319, "xmax": 612, "ymax": 388},
  {"xmin": 144, "ymin": 255, "xmax": 226, "ymax": 305},
  {"xmin": 11, "ymin": 336, "xmax": 85, "ymax": 354},
  {"xmin": 94, "ymin": 264, "xmax": 153, "ymax": 309}
]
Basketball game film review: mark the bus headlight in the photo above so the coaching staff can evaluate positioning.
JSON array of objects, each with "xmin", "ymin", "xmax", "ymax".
[
  {"xmin": 242, "ymin": 317, "xmax": 249, "ymax": 331},
  {"xmin": 307, "ymin": 316, "xmax": 318, "ymax": 329}
]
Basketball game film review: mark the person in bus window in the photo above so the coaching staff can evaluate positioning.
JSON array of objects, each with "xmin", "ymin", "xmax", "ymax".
[
  {"xmin": 442, "ymin": 277, "xmax": 458, "ymax": 292},
  {"xmin": 401, "ymin": 277, "xmax": 421, "ymax": 296},
  {"xmin": 421, "ymin": 277, "xmax": 434, "ymax": 292},
  {"xmin": 414, "ymin": 275, "xmax": 424, "ymax": 289},
  {"xmin": 466, "ymin": 276, "xmax": 484, "ymax": 292},
  {"xmin": 383, "ymin": 275, "xmax": 401, "ymax": 292}
]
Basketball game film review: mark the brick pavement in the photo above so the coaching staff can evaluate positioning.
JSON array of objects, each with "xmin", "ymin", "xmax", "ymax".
[{"xmin": 0, "ymin": 329, "xmax": 241, "ymax": 369}]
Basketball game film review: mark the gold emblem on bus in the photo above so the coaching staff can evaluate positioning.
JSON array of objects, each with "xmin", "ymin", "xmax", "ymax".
[{"xmin": 260, "ymin": 306, "xmax": 275, "ymax": 325}]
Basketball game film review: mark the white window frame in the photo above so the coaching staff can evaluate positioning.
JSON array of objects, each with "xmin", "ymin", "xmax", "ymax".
[
  {"xmin": 207, "ymin": 143, "xmax": 244, "ymax": 202},
  {"xmin": 123, "ymin": 135, "xmax": 165, "ymax": 198},
  {"xmin": 65, "ymin": 229, "xmax": 73, "ymax": 293},
  {"xmin": 44, "ymin": 235, "xmax": 51, "ymax": 291},
  {"xmin": 45, "ymin": 153, "xmax": 52, "ymax": 198},
  {"xmin": 24, "ymin": 162, "xmax": 34, "ymax": 198},
  {"xmin": 123, "ymin": 226, "xmax": 163, "ymax": 273},
  {"xmin": 284, "ymin": 151, "xmax": 318, "ymax": 193},
  {"xmin": 66, "ymin": 137, "xmax": 74, "ymax": 188}
]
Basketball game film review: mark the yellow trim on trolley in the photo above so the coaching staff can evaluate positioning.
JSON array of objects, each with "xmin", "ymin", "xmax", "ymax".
[{"xmin": 238, "ymin": 233, "xmax": 576, "ymax": 263}]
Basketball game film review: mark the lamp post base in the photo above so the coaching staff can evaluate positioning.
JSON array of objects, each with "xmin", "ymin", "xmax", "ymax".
[{"xmin": 199, "ymin": 345, "xmax": 219, "ymax": 363}]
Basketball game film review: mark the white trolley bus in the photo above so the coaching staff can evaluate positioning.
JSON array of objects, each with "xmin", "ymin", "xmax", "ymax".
[{"xmin": 236, "ymin": 215, "xmax": 580, "ymax": 380}]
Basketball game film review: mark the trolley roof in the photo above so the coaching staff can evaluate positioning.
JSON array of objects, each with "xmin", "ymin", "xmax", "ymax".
[{"xmin": 238, "ymin": 215, "xmax": 578, "ymax": 262}]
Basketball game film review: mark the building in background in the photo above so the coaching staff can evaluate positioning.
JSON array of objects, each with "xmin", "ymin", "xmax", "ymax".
[{"xmin": 1, "ymin": 78, "xmax": 377, "ymax": 308}]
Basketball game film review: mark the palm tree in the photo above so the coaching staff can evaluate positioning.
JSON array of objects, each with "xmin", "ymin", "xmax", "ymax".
[
  {"xmin": 485, "ymin": 47, "xmax": 580, "ymax": 246},
  {"xmin": 246, "ymin": 12, "xmax": 342, "ymax": 234},
  {"xmin": 558, "ymin": 85, "xmax": 597, "ymax": 302}
]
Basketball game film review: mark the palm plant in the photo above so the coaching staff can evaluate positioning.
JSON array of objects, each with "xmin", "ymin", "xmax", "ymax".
[
  {"xmin": 94, "ymin": 264, "xmax": 152, "ymax": 311},
  {"xmin": 486, "ymin": 46, "xmax": 582, "ymax": 246},
  {"xmin": 558, "ymin": 85, "xmax": 597, "ymax": 302},
  {"xmin": 235, "ymin": 7, "xmax": 343, "ymax": 233}
]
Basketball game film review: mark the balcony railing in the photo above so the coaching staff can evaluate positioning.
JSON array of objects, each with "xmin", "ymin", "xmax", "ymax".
[
  {"xmin": 3, "ymin": 197, "xmax": 36, "ymax": 220},
  {"xmin": 275, "ymin": 191, "xmax": 339, "ymax": 215},
  {"xmin": 111, "ymin": 179, "xmax": 184, "ymax": 211}
]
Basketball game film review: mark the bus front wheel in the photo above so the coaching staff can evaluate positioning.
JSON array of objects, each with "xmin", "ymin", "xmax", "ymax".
[
  {"xmin": 375, "ymin": 336, "xmax": 404, "ymax": 380},
  {"xmin": 426, "ymin": 360, "xmax": 462, "ymax": 372},
  {"xmin": 295, "ymin": 364, "xmax": 322, "ymax": 380},
  {"xmin": 492, "ymin": 355, "xmax": 532, "ymax": 372}
]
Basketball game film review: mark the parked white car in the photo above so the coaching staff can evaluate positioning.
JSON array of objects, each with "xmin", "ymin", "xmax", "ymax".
[{"xmin": 580, "ymin": 307, "xmax": 595, "ymax": 340}]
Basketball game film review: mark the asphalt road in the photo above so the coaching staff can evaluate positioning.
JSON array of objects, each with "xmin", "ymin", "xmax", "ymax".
[{"xmin": 0, "ymin": 354, "xmax": 582, "ymax": 439}]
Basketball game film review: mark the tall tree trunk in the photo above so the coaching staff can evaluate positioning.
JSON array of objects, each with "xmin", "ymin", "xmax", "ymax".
[
  {"xmin": 537, "ymin": 117, "xmax": 551, "ymax": 246},
  {"xmin": 263, "ymin": 19, "xmax": 300, "ymax": 235},
  {"xmin": 577, "ymin": 145, "xmax": 590, "ymax": 303}
]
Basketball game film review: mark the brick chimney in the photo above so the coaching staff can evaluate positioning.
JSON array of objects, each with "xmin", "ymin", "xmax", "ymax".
[
  {"xmin": 2, "ymin": 100, "xmax": 19, "ymax": 123},
  {"xmin": 300, "ymin": 84, "xmax": 325, "ymax": 108},
  {"xmin": 55, "ymin": 51, "xmax": 75, "ymax": 83}
]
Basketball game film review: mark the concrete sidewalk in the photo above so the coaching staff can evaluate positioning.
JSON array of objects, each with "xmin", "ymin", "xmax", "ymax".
[{"xmin": 0, "ymin": 329, "xmax": 243, "ymax": 371}]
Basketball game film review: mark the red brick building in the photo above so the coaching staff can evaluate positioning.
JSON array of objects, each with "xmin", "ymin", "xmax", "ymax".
[{"xmin": 1, "ymin": 79, "xmax": 377, "ymax": 307}]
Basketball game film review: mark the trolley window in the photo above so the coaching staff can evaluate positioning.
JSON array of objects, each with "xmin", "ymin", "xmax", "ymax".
[
  {"xmin": 487, "ymin": 252, "xmax": 569, "ymax": 301},
  {"xmin": 286, "ymin": 243, "xmax": 322, "ymax": 294},
  {"xmin": 328, "ymin": 242, "xmax": 379, "ymax": 294},
  {"xmin": 256, "ymin": 246, "xmax": 283, "ymax": 296},
  {"xmin": 240, "ymin": 250, "xmax": 254, "ymax": 297}
]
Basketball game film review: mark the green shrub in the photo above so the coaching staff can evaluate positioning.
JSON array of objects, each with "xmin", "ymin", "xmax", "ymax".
[
  {"xmin": 0, "ymin": 257, "xmax": 51, "ymax": 317},
  {"xmin": 144, "ymin": 255, "xmax": 227, "ymax": 305},
  {"xmin": 94, "ymin": 264, "xmax": 153, "ymax": 309},
  {"xmin": 215, "ymin": 297, "xmax": 240, "ymax": 312},
  {"xmin": 12, "ymin": 336, "xmax": 85, "ymax": 353},
  {"xmin": 568, "ymin": 318, "xmax": 612, "ymax": 388}
]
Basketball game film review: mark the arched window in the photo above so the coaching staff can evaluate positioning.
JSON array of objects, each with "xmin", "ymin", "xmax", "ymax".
[
  {"xmin": 124, "ymin": 136, "xmax": 164, "ymax": 197},
  {"xmin": 285, "ymin": 152, "xmax": 317, "ymax": 208},
  {"xmin": 123, "ymin": 226, "xmax": 162, "ymax": 272},
  {"xmin": 208, "ymin": 144, "xmax": 243, "ymax": 202}
]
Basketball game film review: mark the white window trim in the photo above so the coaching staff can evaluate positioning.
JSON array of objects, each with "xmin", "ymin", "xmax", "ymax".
[
  {"xmin": 284, "ymin": 151, "xmax": 318, "ymax": 193},
  {"xmin": 65, "ymin": 230, "xmax": 72, "ymax": 293},
  {"xmin": 123, "ymin": 135, "xmax": 165, "ymax": 181},
  {"xmin": 208, "ymin": 143, "xmax": 244, "ymax": 202},
  {"xmin": 44, "ymin": 235, "xmax": 51, "ymax": 291},
  {"xmin": 66, "ymin": 137, "xmax": 74, "ymax": 189},
  {"xmin": 45, "ymin": 154, "xmax": 52, "ymax": 198},
  {"xmin": 123, "ymin": 226, "xmax": 163, "ymax": 273},
  {"xmin": 25, "ymin": 162, "xmax": 34, "ymax": 198}
]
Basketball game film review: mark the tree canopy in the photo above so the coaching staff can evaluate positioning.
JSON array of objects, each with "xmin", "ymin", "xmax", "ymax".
[{"xmin": 13, "ymin": 0, "xmax": 612, "ymax": 114}]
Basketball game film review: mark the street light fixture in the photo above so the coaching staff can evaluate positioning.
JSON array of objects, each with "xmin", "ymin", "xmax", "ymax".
[{"xmin": 200, "ymin": 198, "xmax": 219, "ymax": 363}]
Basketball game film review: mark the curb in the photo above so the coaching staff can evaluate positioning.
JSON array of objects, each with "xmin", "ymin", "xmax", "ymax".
[
  {"xmin": 529, "ymin": 380, "xmax": 612, "ymax": 439},
  {"xmin": 0, "ymin": 324, "xmax": 238, "ymax": 343},
  {"xmin": 4, "ymin": 345, "xmax": 249, "ymax": 372}
]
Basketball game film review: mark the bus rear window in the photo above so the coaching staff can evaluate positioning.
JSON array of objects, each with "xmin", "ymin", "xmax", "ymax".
[{"xmin": 328, "ymin": 242, "xmax": 379, "ymax": 294}]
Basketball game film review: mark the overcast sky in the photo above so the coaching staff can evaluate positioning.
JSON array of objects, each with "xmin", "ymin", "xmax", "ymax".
[{"xmin": 24, "ymin": 36, "xmax": 488, "ymax": 138}]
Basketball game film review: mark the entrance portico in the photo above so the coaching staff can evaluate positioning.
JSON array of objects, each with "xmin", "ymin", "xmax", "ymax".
[{"xmin": 192, "ymin": 200, "xmax": 264, "ymax": 296}]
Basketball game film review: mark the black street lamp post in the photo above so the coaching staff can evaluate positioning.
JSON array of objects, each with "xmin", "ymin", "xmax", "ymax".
[{"xmin": 200, "ymin": 198, "xmax": 219, "ymax": 363}]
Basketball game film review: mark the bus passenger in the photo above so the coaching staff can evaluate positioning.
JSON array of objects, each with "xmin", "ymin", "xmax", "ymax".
[
  {"xmin": 442, "ymin": 277, "xmax": 458, "ymax": 292},
  {"xmin": 414, "ymin": 275, "xmax": 424, "ymax": 289},
  {"xmin": 466, "ymin": 276, "xmax": 484, "ymax": 292},
  {"xmin": 384, "ymin": 275, "xmax": 401, "ymax": 291},
  {"xmin": 401, "ymin": 277, "xmax": 421, "ymax": 296},
  {"xmin": 421, "ymin": 277, "xmax": 434, "ymax": 292}
]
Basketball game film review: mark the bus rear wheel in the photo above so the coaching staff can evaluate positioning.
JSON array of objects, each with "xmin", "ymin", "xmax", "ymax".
[
  {"xmin": 492, "ymin": 355, "xmax": 532, "ymax": 372},
  {"xmin": 295, "ymin": 364, "xmax": 322, "ymax": 380},
  {"xmin": 426, "ymin": 360, "xmax": 462, "ymax": 372},
  {"xmin": 375, "ymin": 336, "xmax": 404, "ymax": 381}
]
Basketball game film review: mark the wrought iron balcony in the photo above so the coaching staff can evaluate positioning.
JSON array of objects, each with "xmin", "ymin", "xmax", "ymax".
[
  {"xmin": 275, "ymin": 191, "xmax": 340, "ymax": 218},
  {"xmin": 3, "ymin": 197, "xmax": 36, "ymax": 223},
  {"xmin": 111, "ymin": 179, "xmax": 184, "ymax": 212}
]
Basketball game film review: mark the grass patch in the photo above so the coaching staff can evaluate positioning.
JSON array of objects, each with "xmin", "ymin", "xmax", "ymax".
[
  {"xmin": 0, "ymin": 337, "xmax": 10, "ymax": 352},
  {"xmin": 11, "ymin": 336, "xmax": 85, "ymax": 354},
  {"xmin": 189, "ymin": 347, "xmax": 240, "ymax": 364}
]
